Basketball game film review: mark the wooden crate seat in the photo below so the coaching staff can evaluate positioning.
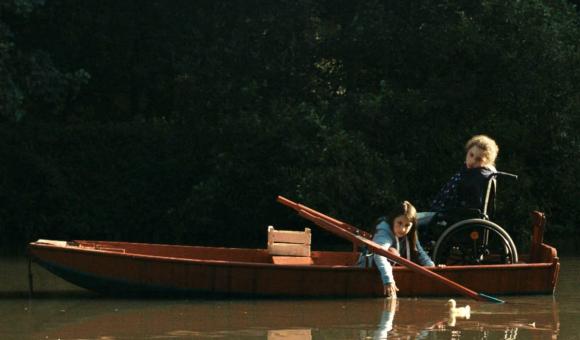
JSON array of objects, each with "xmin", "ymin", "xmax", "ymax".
[{"xmin": 268, "ymin": 226, "xmax": 313, "ymax": 265}]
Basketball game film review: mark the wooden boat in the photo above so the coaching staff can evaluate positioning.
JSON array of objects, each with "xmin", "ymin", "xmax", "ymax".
[{"xmin": 28, "ymin": 209, "xmax": 559, "ymax": 298}]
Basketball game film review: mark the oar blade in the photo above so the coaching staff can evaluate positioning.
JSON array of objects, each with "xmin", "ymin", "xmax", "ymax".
[{"xmin": 478, "ymin": 293, "xmax": 505, "ymax": 304}]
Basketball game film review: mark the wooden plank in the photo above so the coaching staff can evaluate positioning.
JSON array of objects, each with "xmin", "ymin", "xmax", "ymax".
[
  {"xmin": 36, "ymin": 239, "xmax": 68, "ymax": 247},
  {"xmin": 271, "ymin": 256, "xmax": 314, "ymax": 265},
  {"xmin": 530, "ymin": 211, "xmax": 546, "ymax": 262},
  {"xmin": 268, "ymin": 243, "xmax": 311, "ymax": 257}
]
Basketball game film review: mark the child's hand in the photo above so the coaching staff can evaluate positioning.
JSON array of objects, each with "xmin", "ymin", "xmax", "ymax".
[
  {"xmin": 384, "ymin": 283, "xmax": 399, "ymax": 298},
  {"xmin": 387, "ymin": 247, "xmax": 400, "ymax": 257}
]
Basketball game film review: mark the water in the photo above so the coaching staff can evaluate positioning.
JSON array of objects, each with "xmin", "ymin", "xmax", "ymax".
[{"xmin": 1, "ymin": 257, "xmax": 579, "ymax": 339}]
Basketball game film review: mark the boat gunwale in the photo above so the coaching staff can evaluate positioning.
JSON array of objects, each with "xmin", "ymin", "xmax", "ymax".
[{"xmin": 28, "ymin": 241, "xmax": 558, "ymax": 273}]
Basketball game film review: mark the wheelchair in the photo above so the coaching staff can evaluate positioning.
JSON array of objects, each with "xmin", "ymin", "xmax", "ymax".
[{"xmin": 422, "ymin": 171, "xmax": 519, "ymax": 266}]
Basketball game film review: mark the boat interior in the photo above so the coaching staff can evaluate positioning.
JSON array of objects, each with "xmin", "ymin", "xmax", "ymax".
[
  {"xmin": 34, "ymin": 235, "xmax": 361, "ymax": 267},
  {"xmin": 33, "ymin": 210, "xmax": 557, "ymax": 268}
]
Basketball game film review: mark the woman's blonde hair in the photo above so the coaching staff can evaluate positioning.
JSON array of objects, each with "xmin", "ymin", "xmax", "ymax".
[{"xmin": 465, "ymin": 135, "xmax": 499, "ymax": 166}]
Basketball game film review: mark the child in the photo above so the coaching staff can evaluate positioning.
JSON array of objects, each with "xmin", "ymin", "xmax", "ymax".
[
  {"xmin": 362, "ymin": 201, "xmax": 434, "ymax": 298},
  {"xmin": 430, "ymin": 134, "xmax": 499, "ymax": 212},
  {"xmin": 417, "ymin": 135, "xmax": 499, "ymax": 234}
]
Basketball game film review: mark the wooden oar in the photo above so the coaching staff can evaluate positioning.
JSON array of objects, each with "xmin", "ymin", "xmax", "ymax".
[
  {"xmin": 293, "ymin": 208, "xmax": 504, "ymax": 303},
  {"xmin": 277, "ymin": 195, "xmax": 373, "ymax": 239}
]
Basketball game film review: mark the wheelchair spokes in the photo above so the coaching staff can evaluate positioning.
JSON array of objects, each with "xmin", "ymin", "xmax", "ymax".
[{"xmin": 432, "ymin": 219, "xmax": 518, "ymax": 266}]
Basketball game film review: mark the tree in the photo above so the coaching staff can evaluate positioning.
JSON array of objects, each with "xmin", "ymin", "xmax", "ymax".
[{"xmin": 0, "ymin": 0, "xmax": 88, "ymax": 122}]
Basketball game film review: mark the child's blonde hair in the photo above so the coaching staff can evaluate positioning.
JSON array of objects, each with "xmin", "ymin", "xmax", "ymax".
[{"xmin": 465, "ymin": 135, "xmax": 499, "ymax": 166}]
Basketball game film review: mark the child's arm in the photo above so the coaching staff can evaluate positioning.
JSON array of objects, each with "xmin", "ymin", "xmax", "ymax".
[
  {"xmin": 372, "ymin": 221, "xmax": 396, "ymax": 291},
  {"xmin": 373, "ymin": 252, "xmax": 398, "ymax": 298},
  {"xmin": 387, "ymin": 247, "xmax": 400, "ymax": 256},
  {"xmin": 372, "ymin": 252, "xmax": 394, "ymax": 283}
]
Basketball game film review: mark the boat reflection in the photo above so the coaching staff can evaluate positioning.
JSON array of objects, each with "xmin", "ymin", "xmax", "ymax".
[
  {"xmin": 30, "ymin": 296, "xmax": 559, "ymax": 339},
  {"xmin": 268, "ymin": 329, "xmax": 311, "ymax": 340}
]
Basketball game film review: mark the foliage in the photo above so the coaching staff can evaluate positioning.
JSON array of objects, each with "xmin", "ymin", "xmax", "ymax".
[
  {"xmin": 1, "ymin": 0, "xmax": 580, "ymax": 253},
  {"xmin": 0, "ymin": 0, "xmax": 89, "ymax": 122}
]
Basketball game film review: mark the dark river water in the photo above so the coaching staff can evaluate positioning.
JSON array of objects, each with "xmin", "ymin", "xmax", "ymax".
[{"xmin": 1, "ymin": 257, "xmax": 579, "ymax": 339}]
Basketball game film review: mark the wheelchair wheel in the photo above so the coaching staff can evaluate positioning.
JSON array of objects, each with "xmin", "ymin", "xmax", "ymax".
[{"xmin": 432, "ymin": 219, "xmax": 518, "ymax": 265}]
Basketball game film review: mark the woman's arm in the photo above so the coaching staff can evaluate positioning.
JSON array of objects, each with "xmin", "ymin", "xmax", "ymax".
[{"xmin": 430, "ymin": 166, "xmax": 465, "ymax": 211}]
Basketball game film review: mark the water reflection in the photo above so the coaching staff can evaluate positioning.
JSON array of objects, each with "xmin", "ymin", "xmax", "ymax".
[
  {"xmin": 374, "ymin": 298, "xmax": 396, "ymax": 339},
  {"xmin": 268, "ymin": 329, "xmax": 311, "ymax": 340},
  {"xmin": 14, "ymin": 296, "xmax": 558, "ymax": 339},
  {"xmin": 368, "ymin": 297, "xmax": 559, "ymax": 339},
  {"xmin": 420, "ymin": 298, "xmax": 559, "ymax": 340}
]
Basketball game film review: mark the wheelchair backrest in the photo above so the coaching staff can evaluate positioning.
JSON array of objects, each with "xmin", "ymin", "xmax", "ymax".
[
  {"xmin": 439, "ymin": 173, "xmax": 497, "ymax": 222},
  {"xmin": 481, "ymin": 170, "xmax": 518, "ymax": 219},
  {"xmin": 481, "ymin": 176, "xmax": 497, "ymax": 219}
]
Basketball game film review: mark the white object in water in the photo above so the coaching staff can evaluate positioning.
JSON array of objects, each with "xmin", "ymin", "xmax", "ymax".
[{"xmin": 447, "ymin": 299, "xmax": 471, "ymax": 318}]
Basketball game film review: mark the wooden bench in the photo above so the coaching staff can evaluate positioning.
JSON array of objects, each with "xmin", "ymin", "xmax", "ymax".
[{"xmin": 267, "ymin": 226, "xmax": 313, "ymax": 265}]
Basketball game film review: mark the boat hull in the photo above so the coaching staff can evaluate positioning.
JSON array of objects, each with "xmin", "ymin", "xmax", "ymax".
[{"xmin": 28, "ymin": 240, "xmax": 559, "ymax": 298}]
